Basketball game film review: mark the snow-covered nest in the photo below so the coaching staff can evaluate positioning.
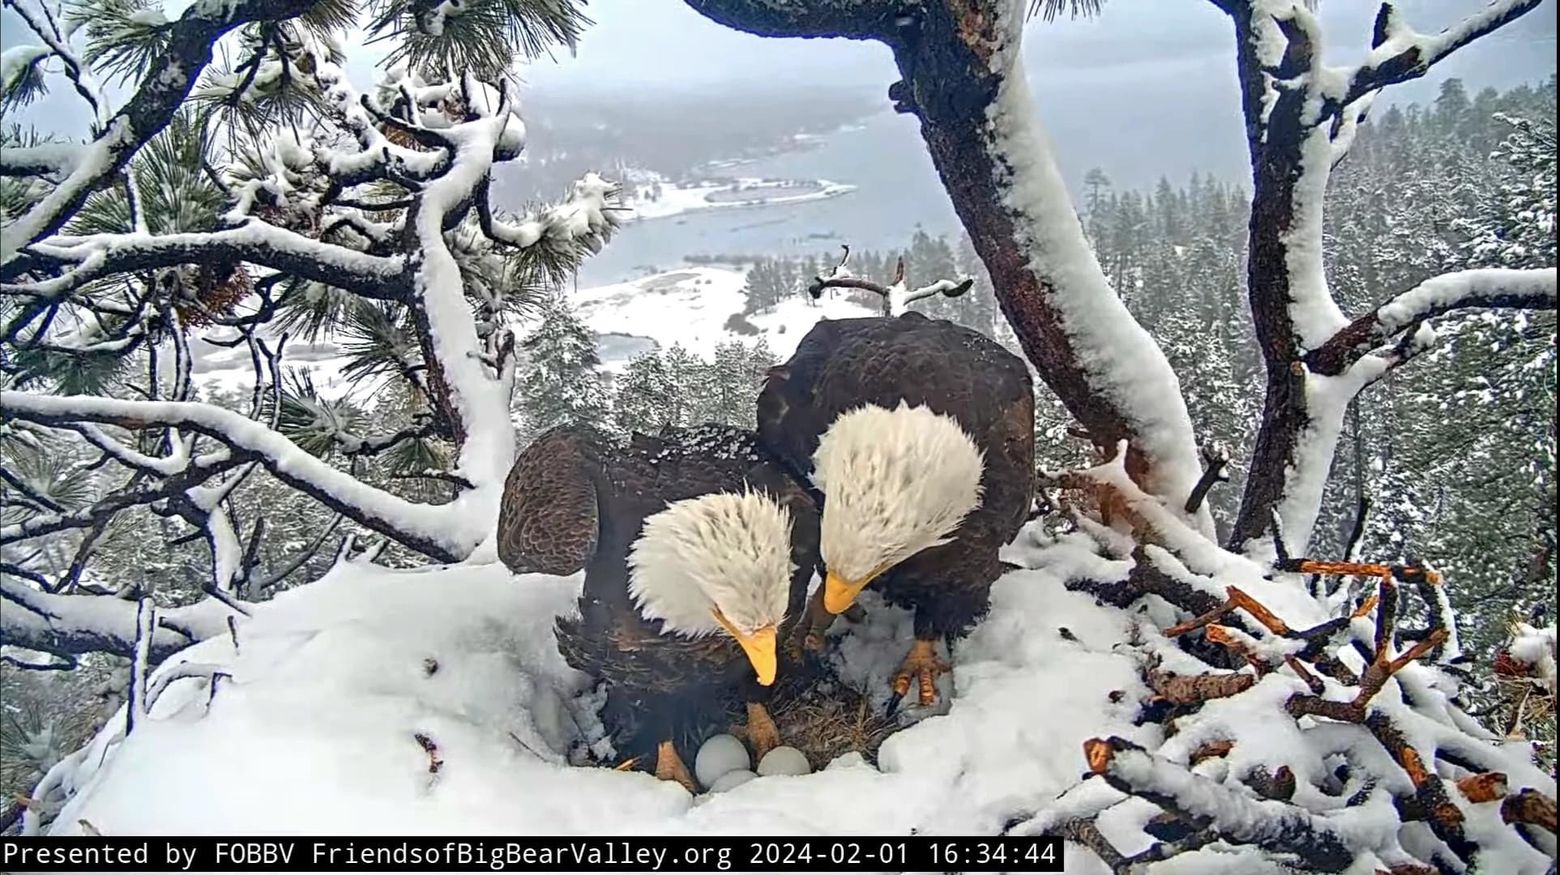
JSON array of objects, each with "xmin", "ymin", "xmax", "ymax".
[
  {"xmin": 41, "ymin": 543, "xmax": 1142, "ymax": 849},
  {"xmin": 35, "ymin": 509, "xmax": 1557, "ymax": 872}
]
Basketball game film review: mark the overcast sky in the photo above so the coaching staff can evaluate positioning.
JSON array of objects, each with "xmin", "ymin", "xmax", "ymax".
[
  {"xmin": 3, "ymin": 0, "xmax": 1555, "ymax": 186},
  {"xmin": 521, "ymin": 0, "xmax": 1555, "ymax": 99}
]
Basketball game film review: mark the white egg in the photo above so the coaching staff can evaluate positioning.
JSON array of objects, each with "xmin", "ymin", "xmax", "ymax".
[
  {"xmin": 707, "ymin": 769, "xmax": 757, "ymax": 793},
  {"xmin": 694, "ymin": 734, "xmax": 750, "ymax": 787},
  {"xmin": 756, "ymin": 746, "xmax": 811, "ymax": 777}
]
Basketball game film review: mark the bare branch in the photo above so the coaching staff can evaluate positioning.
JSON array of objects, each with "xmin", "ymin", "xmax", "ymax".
[{"xmin": 1184, "ymin": 442, "xmax": 1231, "ymax": 515}]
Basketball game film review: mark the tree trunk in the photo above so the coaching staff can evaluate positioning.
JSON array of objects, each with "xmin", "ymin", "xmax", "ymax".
[
  {"xmin": 686, "ymin": 0, "xmax": 1211, "ymax": 525},
  {"xmin": 1225, "ymin": 12, "xmax": 1325, "ymax": 552}
]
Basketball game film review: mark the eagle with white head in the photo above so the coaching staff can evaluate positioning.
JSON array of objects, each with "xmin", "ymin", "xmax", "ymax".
[
  {"xmin": 757, "ymin": 312, "xmax": 1035, "ymax": 710},
  {"xmin": 497, "ymin": 424, "xmax": 821, "ymax": 791}
]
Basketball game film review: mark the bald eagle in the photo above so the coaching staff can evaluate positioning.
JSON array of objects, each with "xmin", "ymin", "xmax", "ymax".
[
  {"xmin": 496, "ymin": 424, "xmax": 821, "ymax": 790},
  {"xmin": 756, "ymin": 312, "xmax": 1034, "ymax": 709}
]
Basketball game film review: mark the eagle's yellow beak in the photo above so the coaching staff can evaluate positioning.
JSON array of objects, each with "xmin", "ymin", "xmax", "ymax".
[
  {"xmin": 823, "ymin": 570, "xmax": 872, "ymax": 615},
  {"xmin": 713, "ymin": 610, "xmax": 779, "ymax": 686}
]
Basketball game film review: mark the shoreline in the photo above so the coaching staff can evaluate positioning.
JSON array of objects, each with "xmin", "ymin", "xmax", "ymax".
[{"xmin": 623, "ymin": 176, "xmax": 857, "ymax": 223}]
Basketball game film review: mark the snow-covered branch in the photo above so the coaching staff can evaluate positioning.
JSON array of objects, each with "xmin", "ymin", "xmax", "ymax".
[
  {"xmin": 1308, "ymin": 268, "xmax": 1558, "ymax": 375},
  {"xmin": 0, "ymin": 0, "xmax": 322, "ymax": 265},
  {"xmin": 1082, "ymin": 736, "xmax": 1352, "ymax": 870},
  {"xmin": 6, "ymin": 0, "xmax": 106, "ymax": 128},
  {"xmin": 0, "ymin": 575, "xmax": 231, "ymax": 664},
  {"xmin": 1330, "ymin": 0, "xmax": 1548, "ymax": 116},
  {"xmin": 0, "ymin": 143, "xmax": 83, "ymax": 178},
  {"xmin": 8, "ymin": 222, "xmax": 409, "ymax": 301},
  {"xmin": 475, "ymin": 171, "xmax": 619, "ymax": 252},
  {"xmin": 1219, "ymin": 0, "xmax": 1551, "ymax": 553},
  {"xmin": 0, "ymin": 453, "xmax": 246, "ymax": 544},
  {"xmin": 0, "ymin": 391, "xmax": 484, "ymax": 561},
  {"xmin": 806, "ymin": 251, "xmax": 974, "ymax": 317}
]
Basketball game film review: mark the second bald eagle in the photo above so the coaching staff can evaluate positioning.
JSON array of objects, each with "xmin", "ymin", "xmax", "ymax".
[
  {"xmin": 497, "ymin": 424, "xmax": 820, "ymax": 789},
  {"xmin": 757, "ymin": 311, "xmax": 1035, "ymax": 708}
]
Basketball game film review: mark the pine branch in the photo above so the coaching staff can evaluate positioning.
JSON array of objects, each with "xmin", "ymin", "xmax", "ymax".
[
  {"xmin": 0, "ymin": 0, "xmax": 322, "ymax": 264},
  {"xmin": 8, "ymin": 222, "xmax": 409, "ymax": 302}
]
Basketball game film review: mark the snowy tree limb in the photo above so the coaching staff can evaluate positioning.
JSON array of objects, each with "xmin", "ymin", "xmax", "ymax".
[
  {"xmin": 6, "ymin": 0, "xmax": 105, "ymax": 129},
  {"xmin": 1082, "ymin": 736, "xmax": 1353, "ymax": 871},
  {"xmin": 1220, "ymin": 0, "xmax": 1549, "ymax": 553},
  {"xmin": 0, "ymin": 391, "xmax": 482, "ymax": 561},
  {"xmin": 0, "ymin": 453, "xmax": 246, "ymax": 543},
  {"xmin": 0, "ymin": 144, "xmax": 83, "ymax": 178},
  {"xmin": 6, "ymin": 223, "xmax": 409, "ymax": 302},
  {"xmin": 0, "ymin": 575, "xmax": 228, "ymax": 664},
  {"xmin": 1330, "ymin": 1, "xmax": 1548, "ymax": 116},
  {"xmin": 687, "ymin": 0, "xmax": 1214, "ymax": 533},
  {"xmin": 0, "ymin": 0, "xmax": 322, "ymax": 264},
  {"xmin": 1307, "ymin": 268, "xmax": 1558, "ymax": 375}
]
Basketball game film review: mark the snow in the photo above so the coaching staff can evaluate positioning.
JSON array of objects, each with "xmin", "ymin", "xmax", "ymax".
[
  {"xmin": 1280, "ymin": 124, "xmax": 1351, "ymax": 350},
  {"xmin": 622, "ymin": 175, "xmax": 856, "ymax": 224},
  {"xmin": 572, "ymin": 267, "xmax": 878, "ymax": 368},
  {"xmin": 0, "ymin": 390, "xmax": 482, "ymax": 560},
  {"xmin": 1508, "ymin": 622, "xmax": 1557, "ymax": 697},
  {"xmin": 1, "ymin": 44, "xmax": 49, "ymax": 91},
  {"xmin": 1373, "ymin": 268, "xmax": 1558, "ymax": 338},
  {"xmin": 984, "ymin": 1, "xmax": 1214, "ymax": 538},
  {"xmin": 1, "ymin": 118, "xmax": 136, "ymax": 265},
  {"xmin": 405, "ymin": 115, "xmax": 524, "ymax": 560},
  {"xmin": 30, "ymin": 504, "xmax": 1556, "ymax": 871},
  {"xmin": 42, "ymin": 552, "xmax": 1150, "ymax": 849}
]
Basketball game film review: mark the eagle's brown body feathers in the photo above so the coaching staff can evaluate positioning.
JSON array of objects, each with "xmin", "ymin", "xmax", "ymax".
[
  {"xmin": 758, "ymin": 312, "xmax": 1035, "ymax": 640},
  {"xmin": 497, "ymin": 424, "xmax": 821, "ymax": 758}
]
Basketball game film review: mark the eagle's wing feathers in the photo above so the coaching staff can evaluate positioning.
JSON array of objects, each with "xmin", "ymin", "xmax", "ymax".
[{"xmin": 496, "ymin": 426, "xmax": 602, "ymax": 576}]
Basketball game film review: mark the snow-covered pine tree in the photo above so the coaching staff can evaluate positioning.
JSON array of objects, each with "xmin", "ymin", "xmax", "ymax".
[
  {"xmin": 516, "ymin": 296, "xmax": 613, "ymax": 441},
  {"xmin": 613, "ymin": 349, "xmax": 687, "ymax": 435},
  {"xmin": 1, "ymin": 0, "xmax": 613, "ymax": 712}
]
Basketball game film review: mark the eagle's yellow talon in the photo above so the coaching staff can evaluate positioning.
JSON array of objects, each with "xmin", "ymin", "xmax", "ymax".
[
  {"xmin": 744, "ymin": 703, "xmax": 783, "ymax": 759},
  {"xmin": 654, "ymin": 740, "xmax": 697, "ymax": 792},
  {"xmin": 890, "ymin": 639, "xmax": 950, "ymax": 707}
]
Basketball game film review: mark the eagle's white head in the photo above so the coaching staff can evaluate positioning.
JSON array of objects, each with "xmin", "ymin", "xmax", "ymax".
[
  {"xmin": 627, "ymin": 491, "xmax": 796, "ymax": 685},
  {"xmin": 812, "ymin": 402, "xmax": 985, "ymax": 614}
]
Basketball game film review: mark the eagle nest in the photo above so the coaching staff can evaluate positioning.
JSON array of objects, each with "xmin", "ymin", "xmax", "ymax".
[{"xmin": 727, "ymin": 673, "xmax": 900, "ymax": 771}]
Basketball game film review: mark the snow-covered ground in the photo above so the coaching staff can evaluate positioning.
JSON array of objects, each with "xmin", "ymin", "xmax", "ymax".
[
  {"xmin": 193, "ymin": 338, "xmax": 356, "ymax": 402},
  {"xmin": 574, "ymin": 267, "xmax": 878, "ymax": 368},
  {"xmin": 188, "ymin": 267, "xmax": 874, "ymax": 393},
  {"xmin": 43, "ymin": 534, "xmax": 1143, "ymax": 866},
  {"xmin": 623, "ymin": 176, "xmax": 856, "ymax": 223}
]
